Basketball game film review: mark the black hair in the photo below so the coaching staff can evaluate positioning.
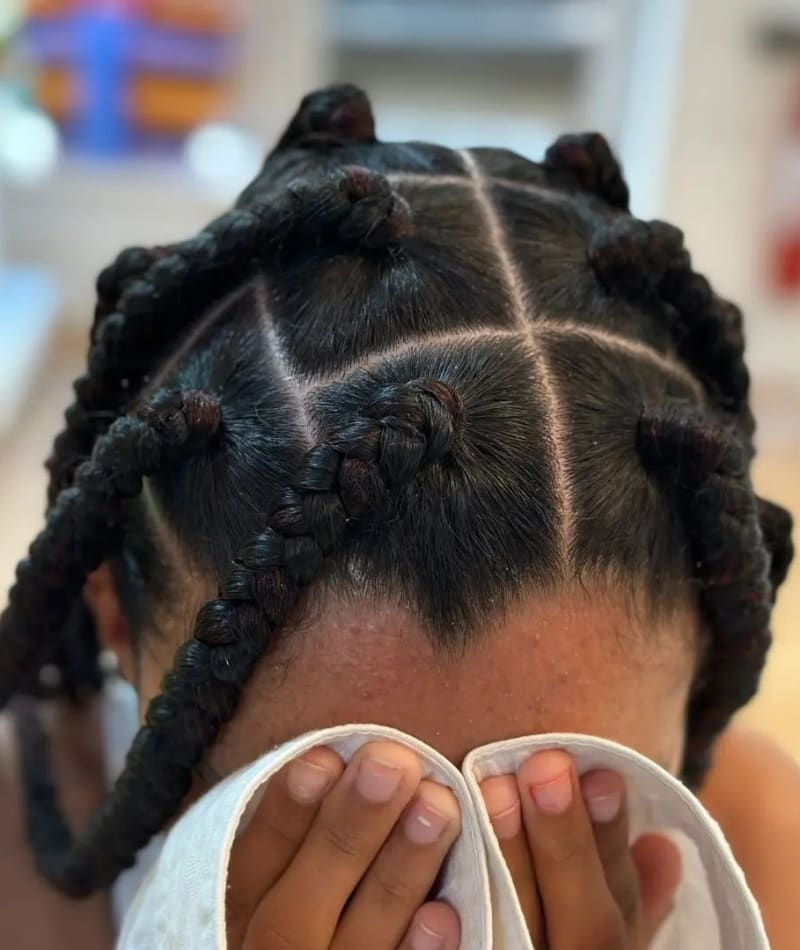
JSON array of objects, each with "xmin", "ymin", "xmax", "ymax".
[{"xmin": 1, "ymin": 84, "xmax": 793, "ymax": 897}]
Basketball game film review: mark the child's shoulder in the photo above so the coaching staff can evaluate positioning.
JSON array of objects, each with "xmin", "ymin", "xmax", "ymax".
[
  {"xmin": 0, "ymin": 708, "xmax": 114, "ymax": 950},
  {"xmin": 700, "ymin": 725, "xmax": 800, "ymax": 950}
]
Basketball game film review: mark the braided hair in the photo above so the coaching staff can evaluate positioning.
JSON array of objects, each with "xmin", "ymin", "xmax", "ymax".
[{"xmin": 1, "ymin": 83, "xmax": 793, "ymax": 895}]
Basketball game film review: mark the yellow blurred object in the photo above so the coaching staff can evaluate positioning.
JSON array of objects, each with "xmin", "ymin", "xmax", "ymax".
[
  {"xmin": 142, "ymin": 0, "xmax": 238, "ymax": 35},
  {"xmin": 128, "ymin": 74, "xmax": 230, "ymax": 134},
  {"xmin": 25, "ymin": 0, "xmax": 72, "ymax": 17},
  {"xmin": 35, "ymin": 65, "xmax": 76, "ymax": 123}
]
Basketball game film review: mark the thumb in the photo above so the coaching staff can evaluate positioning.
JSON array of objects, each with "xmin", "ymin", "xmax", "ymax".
[{"xmin": 631, "ymin": 832, "xmax": 683, "ymax": 945}]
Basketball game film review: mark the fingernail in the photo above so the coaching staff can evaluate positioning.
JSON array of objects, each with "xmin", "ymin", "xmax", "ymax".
[
  {"xmin": 482, "ymin": 777, "xmax": 521, "ymax": 840},
  {"xmin": 586, "ymin": 790, "xmax": 622, "ymax": 824},
  {"xmin": 287, "ymin": 759, "xmax": 333, "ymax": 804},
  {"xmin": 411, "ymin": 919, "xmax": 446, "ymax": 950},
  {"xmin": 581, "ymin": 770, "xmax": 624, "ymax": 824},
  {"xmin": 490, "ymin": 800, "xmax": 522, "ymax": 840},
  {"xmin": 528, "ymin": 753, "xmax": 573, "ymax": 815},
  {"xmin": 404, "ymin": 797, "xmax": 451, "ymax": 845},
  {"xmin": 356, "ymin": 757, "xmax": 403, "ymax": 803}
]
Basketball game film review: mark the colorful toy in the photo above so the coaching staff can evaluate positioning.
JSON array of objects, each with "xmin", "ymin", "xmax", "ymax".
[{"xmin": 21, "ymin": 0, "xmax": 239, "ymax": 154}]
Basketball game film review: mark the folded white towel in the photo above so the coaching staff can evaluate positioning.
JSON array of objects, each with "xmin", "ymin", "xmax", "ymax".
[{"xmin": 117, "ymin": 725, "xmax": 768, "ymax": 949}]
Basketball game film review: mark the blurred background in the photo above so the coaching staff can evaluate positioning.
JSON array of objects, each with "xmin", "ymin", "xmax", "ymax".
[{"xmin": 0, "ymin": 0, "xmax": 797, "ymax": 755}]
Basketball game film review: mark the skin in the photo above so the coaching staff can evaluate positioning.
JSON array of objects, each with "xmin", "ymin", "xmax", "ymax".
[
  {"xmin": 0, "ymin": 571, "xmax": 798, "ymax": 947},
  {"xmin": 134, "ymin": 585, "xmax": 697, "ymax": 782},
  {"xmin": 222, "ymin": 740, "xmax": 680, "ymax": 949}
]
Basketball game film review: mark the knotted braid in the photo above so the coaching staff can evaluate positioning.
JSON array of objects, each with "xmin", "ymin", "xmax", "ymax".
[
  {"xmin": 5, "ymin": 83, "xmax": 794, "ymax": 900},
  {"xmin": 637, "ymin": 404, "xmax": 778, "ymax": 785},
  {"xmin": 47, "ymin": 164, "xmax": 413, "ymax": 507},
  {"xmin": 17, "ymin": 379, "xmax": 463, "ymax": 896},
  {"xmin": 35, "ymin": 164, "xmax": 414, "ymax": 698},
  {"xmin": 588, "ymin": 217, "xmax": 754, "ymax": 438},
  {"xmin": 564, "ymin": 141, "xmax": 792, "ymax": 786},
  {"xmin": 543, "ymin": 132, "xmax": 631, "ymax": 212},
  {"xmin": 273, "ymin": 82, "xmax": 377, "ymax": 152}
]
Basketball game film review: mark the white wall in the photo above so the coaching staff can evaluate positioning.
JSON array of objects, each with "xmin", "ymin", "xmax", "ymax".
[{"xmin": 656, "ymin": 0, "xmax": 800, "ymax": 415}]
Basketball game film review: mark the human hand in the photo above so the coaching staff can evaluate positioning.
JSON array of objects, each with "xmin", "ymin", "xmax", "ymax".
[
  {"xmin": 226, "ymin": 741, "xmax": 462, "ymax": 950},
  {"xmin": 480, "ymin": 750, "xmax": 682, "ymax": 949}
]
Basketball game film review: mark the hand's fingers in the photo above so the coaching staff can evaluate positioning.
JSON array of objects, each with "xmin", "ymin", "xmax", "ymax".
[
  {"xmin": 332, "ymin": 780, "xmax": 461, "ymax": 949},
  {"xmin": 517, "ymin": 750, "xmax": 624, "ymax": 950},
  {"xmin": 480, "ymin": 775, "xmax": 543, "ymax": 945},
  {"xmin": 631, "ymin": 833, "xmax": 683, "ymax": 945},
  {"xmin": 249, "ymin": 741, "xmax": 423, "ymax": 950},
  {"xmin": 227, "ymin": 746, "xmax": 345, "ymax": 949},
  {"xmin": 580, "ymin": 769, "xmax": 641, "ymax": 928},
  {"xmin": 397, "ymin": 901, "xmax": 461, "ymax": 950}
]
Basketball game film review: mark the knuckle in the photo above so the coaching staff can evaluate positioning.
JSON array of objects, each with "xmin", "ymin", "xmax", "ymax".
[
  {"xmin": 261, "ymin": 813, "xmax": 306, "ymax": 851},
  {"xmin": 373, "ymin": 870, "xmax": 419, "ymax": 906},
  {"xmin": 250, "ymin": 923, "xmax": 314, "ymax": 950},
  {"xmin": 320, "ymin": 821, "xmax": 364, "ymax": 860},
  {"xmin": 580, "ymin": 907, "xmax": 626, "ymax": 950},
  {"xmin": 540, "ymin": 825, "xmax": 595, "ymax": 867}
]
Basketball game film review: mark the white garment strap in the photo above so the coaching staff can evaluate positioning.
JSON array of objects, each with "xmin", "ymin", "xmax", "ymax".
[{"xmin": 117, "ymin": 726, "xmax": 769, "ymax": 949}]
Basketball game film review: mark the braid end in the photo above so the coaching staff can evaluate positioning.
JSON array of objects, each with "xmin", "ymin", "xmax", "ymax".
[{"xmin": 339, "ymin": 166, "xmax": 414, "ymax": 249}]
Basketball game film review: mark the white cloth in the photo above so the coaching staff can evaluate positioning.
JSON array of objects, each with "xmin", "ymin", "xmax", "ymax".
[{"xmin": 116, "ymin": 724, "xmax": 768, "ymax": 949}]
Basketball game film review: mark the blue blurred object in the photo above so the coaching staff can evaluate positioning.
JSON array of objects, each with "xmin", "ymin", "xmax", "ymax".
[
  {"xmin": 0, "ymin": 265, "xmax": 59, "ymax": 433},
  {"xmin": 21, "ymin": 7, "xmax": 235, "ymax": 157},
  {"xmin": 75, "ymin": 9, "xmax": 130, "ymax": 155}
]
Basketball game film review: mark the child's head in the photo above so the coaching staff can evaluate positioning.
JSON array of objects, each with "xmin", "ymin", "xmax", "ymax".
[{"xmin": 2, "ymin": 85, "xmax": 793, "ymax": 897}]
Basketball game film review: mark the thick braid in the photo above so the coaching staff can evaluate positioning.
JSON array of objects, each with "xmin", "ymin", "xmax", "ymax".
[
  {"xmin": 1, "ymin": 391, "xmax": 222, "ymax": 707},
  {"xmin": 39, "ymin": 165, "xmax": 414, "ymax": 698},
  {"xmin": 46, "ymin": 217, "xmax": 261, "ymax": 506},
  {"xmin": 543, "ymin": 132, "xmax": 630, "ymax": 211},
  {"xmin": 588, "ymin": 217, "xmax": 754, "ymax": 438},
  {"xmin": 47, "ymin": 163, "xmax": 412, "ymax": 508},
  {"xmin": 93, "ymin": 245, "xmax": 166, "ymax": 331},
  {"xmin": 46, "ymin": 246, "xmax": 168, "ymax": 507},
  {"xmin": 18, "ymin": 379, "xmax": 463, "ymax": 896},
  {"xmin": 660, "ymin": 272, "xmax": 753, "ymax": 433},
  {"xmin": 637, "ymin": 404, "xmax": 775, "ymax": 786}
]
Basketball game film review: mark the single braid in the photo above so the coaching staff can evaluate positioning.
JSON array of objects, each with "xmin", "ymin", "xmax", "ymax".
[
  {"xmin": 660, "ymin": 271, "xmax": 753, "ymax": 432},
  {"xmin": 94, "ymin": 245, "xmax": 166, "ymax": 330},
  {"xmin": 637, "ymin": 404, "xmax": 777, "ymax": 785},
  {"xmin": 17, "ymin": 379, "xmax": 463, "ymax": 896},
  {"xmin": 588, "ymin": 217, "xmax": 754, "ymax": 437},
  {"xmin": 46, "ymin": 246, "xmax": 167, "ymax": 507}
]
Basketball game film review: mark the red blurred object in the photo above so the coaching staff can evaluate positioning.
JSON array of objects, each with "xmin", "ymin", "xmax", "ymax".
[{"xmin": 769, "ymin": 74, "xmax": 800, "ymax": 297}]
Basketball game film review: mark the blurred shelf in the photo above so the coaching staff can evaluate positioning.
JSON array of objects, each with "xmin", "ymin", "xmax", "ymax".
[
  {"xmin": 331, "ymin": 0, "xmax": 615, "ymax": 54},
  {"xmin": 3, "ymin": 157, "xmax": 227, "ymax": 325}
]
